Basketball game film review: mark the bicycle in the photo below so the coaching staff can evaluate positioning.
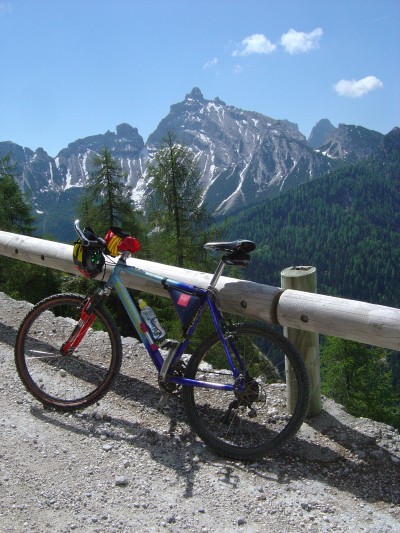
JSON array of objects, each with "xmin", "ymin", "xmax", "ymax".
[{"xmin": 15, "ymin": 221, "xmax": 310, "ymax": 460}]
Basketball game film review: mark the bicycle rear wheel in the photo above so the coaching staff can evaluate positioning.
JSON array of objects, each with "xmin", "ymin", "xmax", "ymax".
[
  {"xmin": 182, "ymin": 323, "xmax": 310, "ymax": 460},
  {"xmin": 15, "ymin": 293, "xmax": 122, "ymax": 410}
]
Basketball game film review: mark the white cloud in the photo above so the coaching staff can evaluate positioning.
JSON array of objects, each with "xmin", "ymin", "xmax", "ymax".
[
  {"xmin": 232, "ymin": 34, "xmax": 276, "ymax": 57},
  {"xmin": 280, "ymin": 28, "xmax": 323, "ymax": 54},
  {"xmin": 334, "ymin": 76, "xmax": 384, "ymax": 98},
  {"xmin": 234, "ymin": 65, "xmax": 243, "ymax": 74},
  {"xmin": 204, "ymin": 58, "xmax": 218, "ymax": 69}
]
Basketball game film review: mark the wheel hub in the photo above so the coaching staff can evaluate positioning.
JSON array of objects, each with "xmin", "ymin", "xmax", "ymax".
[{"xmin": 234, "ymin": 375, "xmax": 260, "ymax": 406}]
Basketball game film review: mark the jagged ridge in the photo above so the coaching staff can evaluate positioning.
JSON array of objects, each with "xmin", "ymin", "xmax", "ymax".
[{"xmin": 0, "ymin": 88, "xmax": 389, "ymax": 236}]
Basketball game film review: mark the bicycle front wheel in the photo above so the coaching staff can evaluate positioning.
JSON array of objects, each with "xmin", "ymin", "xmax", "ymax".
[
  {"xmin": 15, "ymin": 293, "xmax": 122, "ymax": 410},
  {"xmin": 182, "ymin": 323, "xmax": 310, "ymax": 460}
]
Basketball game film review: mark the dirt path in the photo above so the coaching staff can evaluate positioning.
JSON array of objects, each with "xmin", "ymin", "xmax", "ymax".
[{"xmin": 0, "ymin": 292, "xmax": 399, "ymax": 532}]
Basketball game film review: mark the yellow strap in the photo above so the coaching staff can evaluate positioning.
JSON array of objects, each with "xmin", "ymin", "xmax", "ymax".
[
  {"xmin": 73, "ymin": 242, "xmax": 83, "ymax": 262},
  {"xmin": 108, "ymin": 235, "xmax": 122, "ymax": 256}
]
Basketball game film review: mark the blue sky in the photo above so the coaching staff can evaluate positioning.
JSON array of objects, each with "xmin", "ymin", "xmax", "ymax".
[{"xmin": 1, "ymin": 0, "xmax": 399, "ymax": 157}]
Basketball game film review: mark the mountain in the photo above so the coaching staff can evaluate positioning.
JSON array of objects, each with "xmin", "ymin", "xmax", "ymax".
[
  {"xmin": 316, "ymin": 123, "xmax": 384, "ymax": 162},
  {"xmin": 147, "ymin": 88, "xmax": 340, "ymax": 215},
  {"xmin": 0, "ymin": 88, "xmax": 390, "ymax": 240},
  {"xmin": 0, "ymin": 142, "xmax": 64, "ymax": 193},
  {"xmin": 0, "ymin": 124, "xmax": 144, "ymax": 193},
  {"xmin": 0, "ymin": 126, "xmax": 146, "ymax": 241},
  {"xmin": 221, "ymin": 127, "xmax": 400, "ymax": 307},
  {"xmin": 55, "ymin": 123, "xmax": 145, "ymax": 195},
  {"xmin": 307, "ymin": 119, "xmax": 336, "ymax": 148}
]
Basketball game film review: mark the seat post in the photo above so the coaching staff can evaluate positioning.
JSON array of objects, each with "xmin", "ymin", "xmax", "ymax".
[{"xmin": 208, "ymin": 259, "xmax": 226, "ymax": 289}]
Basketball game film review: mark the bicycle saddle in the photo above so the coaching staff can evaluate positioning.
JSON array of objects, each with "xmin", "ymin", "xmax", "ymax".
[{"xmin": 204, "ymin": 240, "xmax": 256, "ymax": 254}]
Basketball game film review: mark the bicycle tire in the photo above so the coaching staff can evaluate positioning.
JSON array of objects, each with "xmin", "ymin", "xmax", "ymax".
[
  {"xmin": 15, "ymin": 293, "xmax": 122, "ymax": 411},
  {"xmin": 182, "ymin": 323, "xmax": 310, "ymax": 460}
]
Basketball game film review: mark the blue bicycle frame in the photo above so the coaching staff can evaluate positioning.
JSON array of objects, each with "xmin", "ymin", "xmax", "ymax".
[{"xmin": 103, "ymin": 255, "xmax": 243, "ymax": 392}]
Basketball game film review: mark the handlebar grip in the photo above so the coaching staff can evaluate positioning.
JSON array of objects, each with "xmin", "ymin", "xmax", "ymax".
[
  {"xmin": 74, "ymin": 220, "xmax": 105, "ymax": 249},
  {"xmin": 74, "ymin": 220, "xmax": 87, "ymax": 243}
]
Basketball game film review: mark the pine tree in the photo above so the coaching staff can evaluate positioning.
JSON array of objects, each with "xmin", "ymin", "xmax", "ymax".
[
  {"xmin": 73, "ymin": 148, "xmax": 144, "ymax": 331},
  {"xmin": 0, "ymin": 155, "xmax": 34, "ymax": 234},
  {"xmin": 144, "ymin": 131, "xmax": 212, "ymax": 268},
  {"xmin": 78, "ymin": 147, "xmax": 141, "ymax": 238},
  {"xmin": 0, "ymin": 154, "xmax": 61, "ymax": 302}
]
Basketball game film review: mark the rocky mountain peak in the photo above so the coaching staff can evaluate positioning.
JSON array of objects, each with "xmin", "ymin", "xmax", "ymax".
[
  {"xmin": 186, "ymin": 87, "xmax": 204, "ymax": 101},
  {"xmin": 1, "ymin": 87, "xmax": 394, "ymax": 237},
  {"xmin": 147, "ymin": 90, "xmax": 329, "ymax": 214},
  {"xmin": 214, "ymin": 96, "xmax": 226, "ymax": 106},
  {"xmin": 308, "ymin": 119, "xmax": 336, "ymax": 149},
  {"xmin": 34, "ymin": 147, "xmax": 50, "ymax": 159},
  {"xmin": 383, "ymin": 127, "xmax": 400, "ymax": 155},
  {"xmin": 116, "ymin": 123, "xmax": 141, "ymax": 141},
  {"xmin": 316, "ymin": 124, "xmax": 384, "ymax": 162}
]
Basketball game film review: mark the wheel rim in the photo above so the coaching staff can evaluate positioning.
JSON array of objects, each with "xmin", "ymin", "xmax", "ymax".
[
  {"xmin": 19, "ymin": 298, "xmax": 117, "ymax": 406},
  {"xmin": 186, "ymin": 326, "xmax": 308, "ymax": 457}
]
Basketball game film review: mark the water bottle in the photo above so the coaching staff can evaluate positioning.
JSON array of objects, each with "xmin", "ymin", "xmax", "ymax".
[{"xmin": 138, "ymin": 299, "xmax": 166, "ymax": 342}]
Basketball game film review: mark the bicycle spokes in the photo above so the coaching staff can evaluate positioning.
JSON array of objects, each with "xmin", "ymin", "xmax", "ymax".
[
  {"xmin": 182, "ymin": 323, "xmax": 309, "ymax": 460},
  {"xmin": 15, "ymin": 294, "xmax": 122, "ymax": 409}
]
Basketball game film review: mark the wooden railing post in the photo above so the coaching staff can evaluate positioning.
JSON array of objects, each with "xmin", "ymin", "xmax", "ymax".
[{"xmin": 281, "ymin": 266, "xmax": 321, "ymax": 416}]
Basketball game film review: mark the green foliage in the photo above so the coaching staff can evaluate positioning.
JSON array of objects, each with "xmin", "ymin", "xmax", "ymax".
[
  {"xmin": 71, "ymin": 147, "xmax": 149, "ymax": 335},
  {"xmin": 321, "ymin": 337, "xmax": 400, "ymax": 429},
  {"xmin": 141, "ymin": 131, "xmax": 223, "ymax": 341},
  {"xmin": 144, "ymin": 131, "xmax": 213, "ymax": 268},
  {"xmin": 220, "ymin": 134, "xmax": 400, "ymax": 427},
  {"xmin": 0, "ymin": 258, "xmax": 62, "ymax": 303},
  {"xmin": 221, "ymin": 138, "xmax": 400, "ymax": 307},
  {"xmin": 77, "ymin": 147, "xmax": 144, "ymax": 241},
  {"xmin": 0, "ymin": 154, "xmax": 62, "ymax": 303},
  {"xmin": 33, "ymin": 188, "xmax": 83, "ymax": 243},
  {"xmin": 60, "ymin": 273, "xmax": 99, "ymax": 295},
  {"xmin": 0, "ymin": 155, "xmax": 35, "ymax": 234}
]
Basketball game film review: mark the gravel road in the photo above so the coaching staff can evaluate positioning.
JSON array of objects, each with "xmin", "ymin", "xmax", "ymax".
[{"xmin": 0, "ymin": 292, "xmax": 399, "ymax": 533}]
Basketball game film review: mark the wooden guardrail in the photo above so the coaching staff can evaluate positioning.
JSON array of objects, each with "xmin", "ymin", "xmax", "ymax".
[{"xmin": 1, "ymin": 230, "xmax": 400, "ymax": 416}]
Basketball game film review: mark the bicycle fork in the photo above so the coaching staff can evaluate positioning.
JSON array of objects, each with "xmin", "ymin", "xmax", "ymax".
[{"xmin": 60, "ymin": 298, "xmax": 96, "ymax": 355}]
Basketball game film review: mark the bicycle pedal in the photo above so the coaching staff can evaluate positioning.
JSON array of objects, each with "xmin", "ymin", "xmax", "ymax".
[{"xmin": 157, "ymin": 392, "xmax": 170, "ymax": 413}]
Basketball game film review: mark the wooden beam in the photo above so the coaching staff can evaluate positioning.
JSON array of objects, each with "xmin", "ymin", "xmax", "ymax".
[
  {"xmin": 1, "ymin": 231, "xmax": 400, "ymax": 351},
  {"xmin": 0, "ymin": 231, "xmax": 281, "ymax": 325},
  {"xmin": 277, "ymin": 289, "xmax": 400, "ymax": 351}
]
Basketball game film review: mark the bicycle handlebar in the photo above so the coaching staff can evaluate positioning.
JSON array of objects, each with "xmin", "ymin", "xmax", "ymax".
[{"xmin": 74, "ymin": 220, "xmax": 107, "ymax": 249}]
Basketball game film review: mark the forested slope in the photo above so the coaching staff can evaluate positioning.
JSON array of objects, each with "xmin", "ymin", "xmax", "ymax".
[{"xmin": 222, "ymin": 128, "xmax": 400, "ymax": 307}]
